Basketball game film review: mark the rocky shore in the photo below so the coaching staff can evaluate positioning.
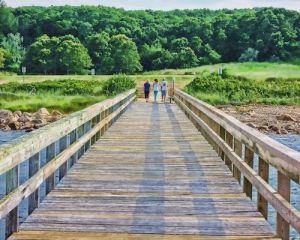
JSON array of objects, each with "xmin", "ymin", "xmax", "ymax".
[
  {"xmin": 0, "ymin": 108, "xmax": 63, "ymax": 132},
  {"xmin": 218, "ymin": 104, "xmax": 300, "ymax": 135}
]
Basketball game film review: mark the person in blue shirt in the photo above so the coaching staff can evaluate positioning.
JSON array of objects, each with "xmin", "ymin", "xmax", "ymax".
[{"xmin": 144, "ymin": 80, "xmax": 151, "ymax": 102}]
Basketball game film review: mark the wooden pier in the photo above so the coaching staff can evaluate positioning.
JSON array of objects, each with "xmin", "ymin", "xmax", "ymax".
[{"xmin": 1, "ymin": 89, "xmax": 300, "ymax": 240}]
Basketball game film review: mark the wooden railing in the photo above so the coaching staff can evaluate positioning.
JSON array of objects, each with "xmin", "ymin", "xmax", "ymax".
[
  {"xmin": 0, "ymin": 89, "xmax": 136, "ymax": 239},
  {"xmin": 174, "ymin": 89, "xmax": 300, "ymax": 240}
]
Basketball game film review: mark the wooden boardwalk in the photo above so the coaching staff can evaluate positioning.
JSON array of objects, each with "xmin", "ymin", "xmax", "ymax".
[{"xmin": 10, "ymin": 101, "xmax": 277, "ymax": 240}]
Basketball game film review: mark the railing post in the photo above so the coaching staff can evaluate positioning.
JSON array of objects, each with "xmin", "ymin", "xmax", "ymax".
[
  {"xmin": 225, "ymin": 132, "xmax": 233, "ymax": 171},
  {"xmin": 257, "ymin": 158, "xmax": 269, "ymax": 220},
  {"xmin": 277, "ymin": 172, "xmax": 290, "ymax": 240},
  {"xmin": 28, "ymin": 153, "xmax": 40, "ymax": 215},
  {"xmin": 233, "ymin": 139, "xmax": 242, "ymax": 183},
  {"xmin": 45, "ymin": 143, "xmax": 56, "ymax": 195},
  {"xmin": 243, "ymin": 147, "xmax": 254, "ymax": 199},
  {"xmin": 219, "ymin": 126, "xmax": 225, "ymax": 160},
  {"xmin": 59, "ymin": 136, "xmax": 68, "ymax": 180},
  {"xmin": 69, "ymin": 130, "xmax": 77, "ymax": 168},
  {"xmin": 5, "ymin": 166, "xmax": 19, "ymax": 238}
]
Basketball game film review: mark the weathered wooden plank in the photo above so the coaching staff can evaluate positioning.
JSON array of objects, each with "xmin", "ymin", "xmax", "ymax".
[
  {"xmin": 257, "ymin": 158, "xmax": 269, "ymax": 220},
  {"xmin": 0, "ymin": 94, "xmax": 135, "ymax": 220},
  {"xmin": 276, "ymin": 172, "xmax": 290, "ymax": 240},
  {"xmin": 9, "ymin": 231, "xmax": 281, "ymax": 240},
  {"xmin": 0, "ymin": 89, "xmax": 136, "ymax": 175},
  {"xmin": 9, "ymin": 101, "xmax": 276, "ymax": 239},
  {"xmin": 243, "ymin": 147, "xmax": 253, "ymax": 199},
  {"xmin": 28, "ymin": 153, "xmax": 40, "ymax": 215},
  {"xmin": 5, "ymin": 166, "xmax": 19, "ymax": 239},
  {"xmin": 174, "ymin": 95, "xmax": 300, "ymax": 233}
]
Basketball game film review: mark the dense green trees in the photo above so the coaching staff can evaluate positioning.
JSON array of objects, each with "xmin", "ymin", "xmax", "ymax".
[
  {"xmin": 0, "ymin": 3, "xmax": 299, "ymax": 74},
  {"xmin": 0, "ymin": 48, "xmax": 5, "ymax": 68},
  {"xmin": 25, "ymin": 35, "xmax": 91, "ymax": 74},
  {"xmin": 102, "ymin": 34, "xmax": 142, "ymax": 74},
  {"xmin": 1, "ymin": 33, "xmax": 25, "ymax": 72}
]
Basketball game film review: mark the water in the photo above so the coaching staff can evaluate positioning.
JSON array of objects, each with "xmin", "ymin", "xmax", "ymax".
[
  {"xmin": 0, "ymin": 131, "xmax": 299, "ymax": 238},
  {"xmin": 0, "ymin": 130, "xmax": 26, "ymax": 145}
]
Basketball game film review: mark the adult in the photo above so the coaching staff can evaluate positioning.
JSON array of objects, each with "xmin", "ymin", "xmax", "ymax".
[
  {"xmin": 144, "ymin": 80, "xmax": 151, "ymax": 102},
  {"xmin": 161, "ymin": 79, "xmax": 168, "ymax": 102},
  {"xmin": 153, "ymin": 79, "xmax": 159, "ymax": 103}
]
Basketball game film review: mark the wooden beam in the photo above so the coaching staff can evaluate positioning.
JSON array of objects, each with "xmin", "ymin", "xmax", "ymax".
[
  {"xmin": 5, "ymin": 166, "xmax": 19, "ymax": 239},
  {"xmin": 174, "ymin": 95, "xmax": 300, "ymax": 233},
  {"xmin": 243, "ymin": 147, "xmax": 254, "ymax": 199},
  {"xmin": 174, "ymin": 90, "xmax": 300, "ymax": 183},
  {"xmin": 0, "ymin": 90, "xmax": 136, "ymax": 176},
  {"xmin": 257, "ymin": 158, "xmax": 269, "ymax": 220},
  {"xmin": 277, "ymin": 172, "xmax": 290, "ymax": 240},
  {"xmin": 0, "ymin": 94, "xmax": 135, "ymax": 220}
]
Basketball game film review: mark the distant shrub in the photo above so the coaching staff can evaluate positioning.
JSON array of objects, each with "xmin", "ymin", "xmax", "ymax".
[
  {"xmin": 102, "ymin": 75, "xmax": 136, "ymax": 96},
  {"xmin": 185, "ymin": 71, "xmax": 300, "ymax": 105},
  {"xmin": 0, "ymin": 79, "xmax": 103, "ymax": 95},
  {"xmin": 238, "ymin": 48, "xmax": 259, "ymax": 62}
]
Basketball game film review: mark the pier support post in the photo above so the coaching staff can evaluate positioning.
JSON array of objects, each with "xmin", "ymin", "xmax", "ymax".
[
  {"xmin": 277, "ymin": 172, "xmax": 290, "ymax": 240},
  {"xmin": 257, "ymin": 158, "xmax": 269, "ymax": 220},
  {"xmin": 5, "ymin": 166, "xmax": 19, "ymax": 238},
  {"xmin": 28, "ymin": 153, "xmax": 40, "ymax": 214},
  {"xmin": 46, "ymin": 143, "xmax": 56, "ymax": 195}
]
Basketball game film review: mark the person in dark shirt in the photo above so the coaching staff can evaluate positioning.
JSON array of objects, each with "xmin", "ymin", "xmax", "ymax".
[{"xmin": 144, "ymin": 80, "xmax": 151, "ymax": 102}]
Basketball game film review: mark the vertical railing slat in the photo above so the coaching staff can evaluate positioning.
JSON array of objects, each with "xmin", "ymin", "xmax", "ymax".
[
  {"xmin": 277, "ymin": 172, "xmax": 290, "ymax": 240},
  {"xmin": 257, "ymin": 158, "xmax": 269, "ymax": 220},
  {"xmin": 28, "ymin": 153, "xmax": 40, "ymax": 215},
  {"xmin": 225, "ymin": 132, "xmax": 233, "ymax": 171},
  {"xmin": 233, "ymin": 139, "xmax": 242, "ymax": 183},
  {"xmin": 5, "ymin": 166, "xmax": 19, "ymax": 238},
  {"xmin": 45, "ymin": 143, "xmax": 56, "ymax": 195},
  {"xmin": 243, "ymin": 147, "xmax": 254, "ymax": 199}
]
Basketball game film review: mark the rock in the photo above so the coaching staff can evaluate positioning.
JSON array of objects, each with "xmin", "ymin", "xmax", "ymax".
[
  {"xmin": 25, "ymin": 128, "xmax": 34, "ymax": 133},
  {"xmin": 31, "ymin": 118, "xmax": 47, "ymax": 125},
  {"xmin": 8, "ymin": 121, "xmax": 21, "ymax": 130},
  {"xmin": 248, "ymin": 111, "xmax": 256, "ymax": 117},
  {"xmin": 37, "ymin": 108, "xmax": 49, "ymax": 116},
  {"xmin": 280, "ymin": 129, "xmax": 288, "ymax": 135},
  {"xmin": 247, "ymin": 123, "xmax": 256, "ymax": 128},
  {"xmin": 276, "ymin": 114, "xmax": 296, "ymax": 122},
  {"xmin": 269, "ymin": 125, "xmax": 280, "ymax": 132},
  {"xmin": 13, "ymin": 111, "xmax": 22, "ymax": 117},
  {"xmin": 258, "ymin": 126, "xmax": 269, "ymax": 131},
  {"xmin": 0, "ymin": 110, "xmax": 13, "ymax": 121},
  {"xmin": 50, "ymin": 110, "xmax": 63, "ymax": 121},
  {"xmin": 18, "ymin": 115, "xmax": 31, "ymax": 123},
  {"xmin": 52, "ymin": 110, "xmax": 62, "ymax": 117},
  {"xmin": 23, "ymin": 112, "xmax": 33, "ymax": 117},
  {"xmin": 284, "ymin": 124, "xmax": 293, "ymax": 131}
]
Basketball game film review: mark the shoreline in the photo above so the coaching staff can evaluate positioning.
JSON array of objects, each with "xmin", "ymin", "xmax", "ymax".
[
  {"xmin": 0, "ymin": 108, "xmax": 63, "ymax": 132},
  {"xmin": 218, "ymin": 104, "xmax": 300, "ymax": 135}
]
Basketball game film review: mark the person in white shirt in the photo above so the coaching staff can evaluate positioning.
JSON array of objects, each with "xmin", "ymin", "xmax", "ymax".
[
  {"xmin": 153, "ymin": 79, "xmax": 159, "ymax": 103},
  {"xmin": 161, "ymin": 79, "xmax": 168, "ymax": 102}
]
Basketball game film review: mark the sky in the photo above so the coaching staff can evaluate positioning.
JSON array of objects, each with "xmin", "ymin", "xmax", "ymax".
[{"xmin": 5, "ymin": 0, "xmax": 300, "ymax": 11}]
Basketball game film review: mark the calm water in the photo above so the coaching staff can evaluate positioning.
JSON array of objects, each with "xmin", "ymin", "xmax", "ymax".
[{"xmin": 0, "ymin": 131, "xmax": 299, "ymax": 238}]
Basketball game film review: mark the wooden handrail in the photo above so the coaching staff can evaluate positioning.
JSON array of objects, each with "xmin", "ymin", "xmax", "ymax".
[
  {"xmin": 0, "ymin": 89, "xmax": 136, "ymax": 239},
  {"xmin": 0, "ymin": 89, "xmax": 136, "ymax": 175},
  {"xmin": 174, "ymin": 89, "xmax": 300, "ymax": 240},
  {"xmin": 175, "ymin": 89, "xmax": 300, "ymax": 183}
]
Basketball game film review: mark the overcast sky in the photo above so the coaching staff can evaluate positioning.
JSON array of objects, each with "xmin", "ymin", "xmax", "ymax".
[{"xmin": 5, "ymin": 0, "xmax": 300, "ymax": 11}]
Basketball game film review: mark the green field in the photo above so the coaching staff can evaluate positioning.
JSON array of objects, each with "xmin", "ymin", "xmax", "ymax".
[
  {"xmin": 0, "ymin": 62, "xmax": 299, "ymax": 112},
  {"xmin": 144, "ymin": 62, "xmax": 300, "ymax": 81}
]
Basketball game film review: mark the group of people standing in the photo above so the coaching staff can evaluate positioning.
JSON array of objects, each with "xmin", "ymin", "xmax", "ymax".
[{"xmin": 144, "ymin": 79, "xmax": 168, "ymax": 103}]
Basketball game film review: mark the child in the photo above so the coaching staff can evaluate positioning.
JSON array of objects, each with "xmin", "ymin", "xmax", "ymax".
[
  {"xmin": 153, "ymin": 79, "xmax": 159, "ymax": 102},
  {"xmin": 161, "ymin": 79, "xmax": 168, "ymax": 102},
  {"xmin": 144, "ymin": 80, "xmax": 151, "ymax": 102}
]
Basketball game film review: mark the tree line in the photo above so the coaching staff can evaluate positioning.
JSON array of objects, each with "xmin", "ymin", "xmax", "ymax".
[{"xmin": 0, "ymin": 0, "xmax": 299, "ymax": 74}]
